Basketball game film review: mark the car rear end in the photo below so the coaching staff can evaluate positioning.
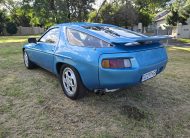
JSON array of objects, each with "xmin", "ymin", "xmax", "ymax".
[
  {"xmin": 67, "ymin": 24, "xmax": 169, "ymax": 91},
  {"xmin": 98, "ymin": 42, "xmax": 168, "ymax": 89}
]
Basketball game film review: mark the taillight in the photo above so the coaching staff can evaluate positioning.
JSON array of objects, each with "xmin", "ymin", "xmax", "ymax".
[{"xmin": 102, "ymin": 59, "xmax": 131, "ymax": 68}]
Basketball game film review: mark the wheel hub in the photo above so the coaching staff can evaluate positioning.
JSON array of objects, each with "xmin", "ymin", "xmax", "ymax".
[
  {"xmin": 24, "ymin": 52, "xmax": 29, "ymax": 67},
  {"xmin": 62, "ymin": 67, "xmax": 77, "ymax": 95}
]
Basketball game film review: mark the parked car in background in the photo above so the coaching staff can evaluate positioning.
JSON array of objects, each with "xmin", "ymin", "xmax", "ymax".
[{"xmin": 23, "ymin": 22, "xmax": 168, "ymax": 100}]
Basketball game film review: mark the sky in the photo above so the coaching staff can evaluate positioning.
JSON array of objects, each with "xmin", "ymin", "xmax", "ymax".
[
  {"xmin": 93, "ymin": 0, "xmax": 113, "ymax": 9},
  {"xmin": 93, "ymin": 0, "xmax": 104, "ymax": 9}
]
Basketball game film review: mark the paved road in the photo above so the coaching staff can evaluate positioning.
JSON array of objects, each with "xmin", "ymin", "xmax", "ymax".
[
  {"xmin": 166, "ymin": 39, "xmax": 190, "ymax": 47},
  {"xmin": 167, "ymin": 42, "xmax": 190, "ymax": 47}
]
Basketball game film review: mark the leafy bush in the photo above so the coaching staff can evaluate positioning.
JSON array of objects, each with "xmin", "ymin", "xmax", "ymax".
[
  {"xmin": 0, "ymin": 9, "xmax": 7, "ymax": 35},
  {"xmin": 6, "ymin": 22, "xmax": 18, "ymax": 35},
  {"xmin": 0, "ymin": 24, "xmax": 4, "ymax": 35}
]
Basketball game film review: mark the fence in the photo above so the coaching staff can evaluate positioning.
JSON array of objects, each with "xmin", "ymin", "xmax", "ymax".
[
  {"xmin": 144, "ymin": 24, "xmax": 190, "ymax": 38},
  {"xmin": 4, "ymin": 26, "xmax": 45, "ymax": 36},
  {"xmin": 131, "ymin": 25, "xmax": 172, "ymax": 36},
  {"xmin": 4, "ymin": 24, "xmax": 190, "ymax": 38},
  {"xmin": 16, "ymin": 26, "xmax": 45, "ymax": 35}
]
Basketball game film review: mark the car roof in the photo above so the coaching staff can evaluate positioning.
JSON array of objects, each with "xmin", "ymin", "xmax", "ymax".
[{"xmin": 51, "ymin": 22, "xmax": 147, "ymax": 43}]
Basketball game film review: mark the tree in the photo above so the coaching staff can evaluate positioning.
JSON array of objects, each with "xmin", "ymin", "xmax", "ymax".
[
  {"xmin": 1, "ymin": 0, "xmax": 95, "ymax": 28},
  {"xmin": 0, "ymin": 9, "xmax": 8, "ymax": 35},
  {"xmin": 134, "ymin": 0, "xmax": 170, "ymax": 26},
  {"xmin": 134, "ymin": 0, "xmax": 170, "ymax": 14},
  {"xmin": 88, "ymin": 0, "xmax": 170, "ymax": 27},
  {"xmin": 166, "ymin": 6, "xmax": 180, "ymax": 26},
  {"xmin": 166, "ymin": 0, "xmax": 190, "ymax": 26},
  {"xmin": 0, "ymin": 0, "xmax": 23, "ymax": 25},
  {"xmin": 95, "ymin": 0, "xmax": 106, "ymax": 22},
  {"xmin": 65, "ymin": 0, "xmax": 95, "ymax": 21},
  {"xmin": 138, "ymin": 11, "xmax": 153, "ymax": 27},
  {"xmin": 6, "ymin": 22, "xmax": 18, "ymax": 34},
  {"xmin": 10, "ymin": 7, "xmax": 31, "ymax": 27},
  {"xmin": 33, "ymin": 0, "xmax": 95, "ymax": 27},
  {"xmin": 88, "ymin": 1, "xmax": 138, "ymax": 27},
  {"xmin": 88, "ymin": 10, "xmax": 98, "ymax": 22},
  {"xmin": 98, "ymin": 3, "xmax": 118, "ymax": 24},
  {"xmin": 113, "ymin": 1, "xmax": 138, "ymax": 27}
]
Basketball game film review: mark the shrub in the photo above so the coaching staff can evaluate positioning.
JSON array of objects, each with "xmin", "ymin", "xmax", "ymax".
[
  {"xmin": 6, "ymin": 22, "xmax": 18, "ymax": 35},
  {"xmin": 0, "ymin": 24, "xmax": 4, "ymax": 35}
]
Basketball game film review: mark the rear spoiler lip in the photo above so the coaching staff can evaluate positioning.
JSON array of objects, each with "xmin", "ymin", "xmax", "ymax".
[{"xmin": 110, "ymin": 35, "xmax": 172, "ymax": 44}]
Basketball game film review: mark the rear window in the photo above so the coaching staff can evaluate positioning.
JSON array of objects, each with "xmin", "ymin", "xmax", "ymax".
[
  {"xmin": 83, "ymin": 26, "xmax": 144, "ymax": 38},
  {"xmin": 66, "ymin": 28, "xmax": 111, "ymax": 47}
]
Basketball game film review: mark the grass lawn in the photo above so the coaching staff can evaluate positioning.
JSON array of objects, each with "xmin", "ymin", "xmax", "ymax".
[
  {"xmin": 0, "ymin": 36, "xmax": 190, "ymax": 137},
  {"xmin": 177, "ymin": 38, "xmax": 190, "ymax": 44}
]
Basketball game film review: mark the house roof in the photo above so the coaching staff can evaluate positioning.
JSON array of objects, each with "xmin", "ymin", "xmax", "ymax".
[{"xmin": 155, "ymin": 10, "xmax": 170, "ymax": 22}]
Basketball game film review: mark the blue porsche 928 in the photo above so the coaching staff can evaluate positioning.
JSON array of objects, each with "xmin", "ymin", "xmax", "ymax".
[{"xmin": 23, "ymin": 22, "xmax": 168, "ymax": 100}]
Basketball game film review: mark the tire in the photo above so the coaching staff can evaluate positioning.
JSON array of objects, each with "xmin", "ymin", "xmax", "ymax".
[
  {"xmin": 60, "ymin": 65, "xmax": 86, "ymax": 100},
  {"xmin": 23, "ymin": 50, "xmax": 35, "ymax": 69}
]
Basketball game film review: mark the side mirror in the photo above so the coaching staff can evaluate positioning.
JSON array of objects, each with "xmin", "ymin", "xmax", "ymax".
[{"xmin": 28, "ymin": 38, "xmax": 37, "ymax": 43}]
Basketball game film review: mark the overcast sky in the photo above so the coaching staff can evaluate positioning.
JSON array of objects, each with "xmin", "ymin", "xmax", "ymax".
[
  {"xmin": 93, "ymin": 0, "xmax": 104, "ymax": 9},
  {"xmin": 93, "ymin": 0, "xmax": 114, "ymax": 9}
]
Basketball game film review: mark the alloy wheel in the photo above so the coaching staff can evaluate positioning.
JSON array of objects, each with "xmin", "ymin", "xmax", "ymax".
[{"xmin": 62, "ymin": 67, "xmax": 77, "ymax": 95}]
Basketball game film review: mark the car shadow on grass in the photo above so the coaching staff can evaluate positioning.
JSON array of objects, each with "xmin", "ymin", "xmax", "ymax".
[
  {"xmin": 31, "ymin": 66, "xmax": 184, "ymax": 119},
  {"xmin": 33, "ymin": 66, "xmax": 151, "ymax": 121},
  {"xmin": 79, "ymin": 84, "xmax": 155, "ymax": 122}
]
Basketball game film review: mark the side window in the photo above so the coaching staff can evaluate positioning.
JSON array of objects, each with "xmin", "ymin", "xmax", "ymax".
[
  {"xmin": 66, "ymin": 28, "xmax": 108, "ymax": 47},
  {"xmin": 39, "ymin": 28, "xmax": 60, "ymax": 44}
]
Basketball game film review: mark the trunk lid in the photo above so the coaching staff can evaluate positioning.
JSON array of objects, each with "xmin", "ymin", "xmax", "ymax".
[{"xmin": 105, "ymin": 35, "xmax": 170, "ymax": 53}]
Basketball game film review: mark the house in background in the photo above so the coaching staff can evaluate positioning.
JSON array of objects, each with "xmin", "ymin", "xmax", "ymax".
[
  {"xmin": 154, "ymin": 10, "xmax": 190, "ymax": 38},
  {"xmin": 154, "ymin": 10, "xmax": 172, "ymax": 35},
  {"xmin": 155, "ymin": 10, "xmax": 170, "ymax": 29}
]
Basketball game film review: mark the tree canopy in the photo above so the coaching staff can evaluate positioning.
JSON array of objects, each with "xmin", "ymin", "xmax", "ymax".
[
  {"xmin": 0, "ymin": 0, "xmax": 190, "ymax": 29},
  {"xmin": 0, "ymin": 0, "xmax": 95, "ymax": 27},
  {"xmin": 166, "ymin": 0, "xmax": 190, "ymax": 26}
]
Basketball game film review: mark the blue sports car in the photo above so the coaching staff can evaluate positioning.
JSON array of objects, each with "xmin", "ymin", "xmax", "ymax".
[{"xmin": 23, "ymin": 22, "xmax": 168, "ymax": 100}]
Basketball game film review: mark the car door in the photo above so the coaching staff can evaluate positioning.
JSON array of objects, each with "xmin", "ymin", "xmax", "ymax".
[{"xmin": 30, "ymin": 27, "xmax": 60, "ymax": 72}]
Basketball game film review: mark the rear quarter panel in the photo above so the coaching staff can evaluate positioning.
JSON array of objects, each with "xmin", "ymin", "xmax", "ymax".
[{"xmin": 54, "ymin": 27, "xmax": 101, "ymax": 90}]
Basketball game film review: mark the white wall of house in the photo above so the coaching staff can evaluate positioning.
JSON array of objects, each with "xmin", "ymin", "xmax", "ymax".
[
  {"xmin": 156, "ymin": 19, "xmax": 167, "ymax": 28},
  {"xmin": 176, "ymin": 24, "xmax": 190, "ymax": 38}
]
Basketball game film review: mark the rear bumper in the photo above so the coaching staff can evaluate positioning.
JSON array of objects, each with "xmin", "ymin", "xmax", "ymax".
[{"xmin": 98, "ymin": 47, "xmax": 168, "ymax": 89}]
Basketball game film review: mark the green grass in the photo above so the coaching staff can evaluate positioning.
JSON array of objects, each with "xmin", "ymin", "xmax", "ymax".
[
  {"xmin": 177, "ymin": 38, "xmax": 190, "ymax": 43},
  {"xmin": 37, "ymin": 95, "xmax": 46, "ymax": 104},
  {"xmin": 0, "ymin": 36, "xmax": 190, "ymax": 137},
  {"xmin": 0, "ymin": 127, "xmax": 10, "ymax": 138},
  {"xmin": 0, "ymin": 35, "xmax": 39, "ymax": 43}
]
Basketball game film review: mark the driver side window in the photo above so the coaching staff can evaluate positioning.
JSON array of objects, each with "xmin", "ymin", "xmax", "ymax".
[{"xmin": 40, "ymin": 28, "xmax": 60, "ymax": 44}]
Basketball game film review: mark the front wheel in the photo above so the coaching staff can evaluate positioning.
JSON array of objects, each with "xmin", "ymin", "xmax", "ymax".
[{"xmin": 60, "ymin": 65, "xmax": 87, "ymax": 100}]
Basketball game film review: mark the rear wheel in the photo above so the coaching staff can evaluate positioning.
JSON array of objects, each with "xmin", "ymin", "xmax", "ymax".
[
  {"xmin": 60, "ymin": 65, "xmax": 86, "ymax": 100},
  {"xmin": 23, "ymin": 50, "xmax": 35, "ymax": 69}
]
